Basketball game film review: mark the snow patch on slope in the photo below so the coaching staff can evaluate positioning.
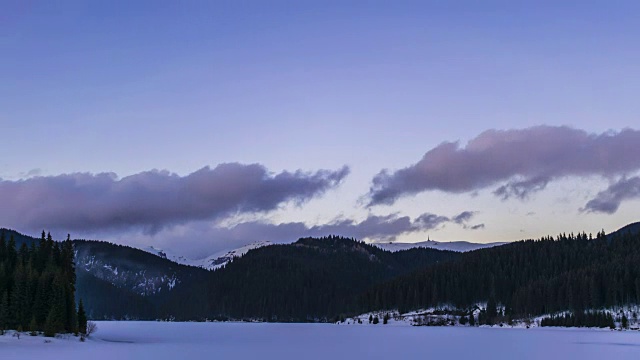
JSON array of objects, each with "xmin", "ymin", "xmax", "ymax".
[
  {"xmin": 77, "ymin": 254, "xmax": 178, "ymax": 296},
  {"xmin": 141, "ymin": 241, "xmax": 272, "ymax": 270}
]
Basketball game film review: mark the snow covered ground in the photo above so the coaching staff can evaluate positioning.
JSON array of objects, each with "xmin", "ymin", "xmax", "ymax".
[{"xmin": 2, "ymin": 321, "xmax": 640, "ymax": 359}]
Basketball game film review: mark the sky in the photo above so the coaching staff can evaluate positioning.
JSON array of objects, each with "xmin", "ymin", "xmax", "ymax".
[{"xmin": 2, "ymin": 1, "xmax": 640, "ymax": 258}]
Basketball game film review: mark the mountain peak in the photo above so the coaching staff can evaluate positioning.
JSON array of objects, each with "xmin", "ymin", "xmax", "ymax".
[{"xmin": 139, "ymin": 241, "xmax": 273, "ymax": 270}]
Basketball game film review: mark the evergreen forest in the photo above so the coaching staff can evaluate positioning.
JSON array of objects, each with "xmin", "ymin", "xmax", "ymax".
[
  {"xmin": 359, "ymin": 229, "xmax": 640, "ymax": 325},
  {"xmin": 0, "ymin": 231, "xmax": 86, "ymax": 336},
  {"xmin": 3, "ymin": 224, "xmax": 640, "ymax": 329}
]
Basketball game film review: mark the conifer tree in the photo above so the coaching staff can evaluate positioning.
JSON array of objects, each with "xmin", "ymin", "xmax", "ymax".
[
  {"xmin": 486, "ymin": 296, "xmax": 497, "ymax": 325},
  {"xmin": 29, "ymin": 316, "xmax": 38, "ymax": 334},
  {"xmin": 78, "ymin": 299, "xmax": 87, "ymax": 334},
  {"xmin": 0, "ymin": 232, "xmax": 6, "ymax": 262},
  {"xmin": 0, "ymin": 291, "xmax": 8, "ymax": 330}
]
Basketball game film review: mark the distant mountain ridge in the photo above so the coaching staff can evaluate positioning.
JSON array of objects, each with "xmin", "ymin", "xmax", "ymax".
[
  {"xmin": 3, "ymin": 221, "xmax": 640, "ymax": 322},
  {"xmin": 141, "ymin": 241, "xmax": 273, "ymax": 270},
  {"xmin": 135, "ymin": 238, "xmax": 503, "ymax": 270},
  {"xmin": 373, "ymin": 239, "xmax": 507, "ymax": 253},
  {"xmin": 607, "ymin": 221, "xmax": 640, "ymax": 238},
  {"xmin": 165, "ymin": 235, "xmax": 460, "ymax": 321}
]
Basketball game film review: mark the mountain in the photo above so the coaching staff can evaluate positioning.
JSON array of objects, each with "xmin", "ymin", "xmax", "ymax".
[
  {"xmin": 76, "ymin": 269, "xmax": 158, "ymax": 320},
  {"xmin": 75, "ymin": 240, "xmax": 208, "ymax": 319},
  {"xmin": 4, "ymin": 221, "xmax": 640, "ymax": 324},
  {"xmin": 359, "ymin": 228, "xmax": 640, "ymax": 325},
  {"xmin": 75, "ymin": 240, "xmax": 206, "ymax": 296},
  {"xmin": 0, "ymin": 229, "xmax": 207, "ymax": 319},
  {"xmin": 373, "ymin": 239, "xmax": 507, "ymax": 253},
  {"xmin": 138, "ymin": 238, "xmax": 500, "ymax": 271},
  {"xmin": 0, "ymin": 228, "xmax": 38, "ymax": 249},
  {"xmin": 164, "ymin": 236, "xmax": 460, "ymax": 321},
  {"xmin": 141, "ymin": 241, "xmax": 272, "ymax": 270},
  {"xmin": 607, "ymin": 221, "xmax": 640, "ymax": 238}
]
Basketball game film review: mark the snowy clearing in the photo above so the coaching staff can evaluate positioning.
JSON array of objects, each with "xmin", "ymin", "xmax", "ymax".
[{"xmin": 1, "ymin": 321, "xmax": 640, "ymax": 359}]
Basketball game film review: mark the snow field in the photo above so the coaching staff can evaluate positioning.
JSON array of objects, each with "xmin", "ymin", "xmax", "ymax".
[{"xmin": 2, "ymin": 321, "xmax": 640, "ymax": 360}]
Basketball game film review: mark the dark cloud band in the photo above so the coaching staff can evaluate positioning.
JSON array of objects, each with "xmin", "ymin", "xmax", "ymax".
[
  {"xmin": 582, "ymin": 176, "xmax": 640, "ymax": 214},
  {"xmin": 0, "ymin": 163, "xmax": 350, "ymax": 233},
  {"xmin": 368, "ymin": 126, "xmax": 640, "ymax": 206}
]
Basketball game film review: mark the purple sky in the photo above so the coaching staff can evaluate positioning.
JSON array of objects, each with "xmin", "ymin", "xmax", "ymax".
[{"xmin": 2, "ymin": 1, "xmax": 640, "ymax": 257}]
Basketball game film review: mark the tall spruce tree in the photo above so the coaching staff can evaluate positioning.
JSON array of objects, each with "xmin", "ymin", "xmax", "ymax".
[
  {"xmin": 0, "ymin": 291, "xmax": 8, "ymax": 330},
  {"xmin": 77, "ymin": 299, "xmax": 87, "ymax": 334}
]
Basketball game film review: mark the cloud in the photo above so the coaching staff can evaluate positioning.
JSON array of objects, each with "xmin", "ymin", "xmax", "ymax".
[
  {"xmin": 122, "ymin": 211, "xmax": 479, "ymax": 258},
  {"xmin": 470, "ymin": 224, "xmax": 485, "ymax": 230},
  {"xmin": 0, "ymin": 163, "xmax": 349, "ymax": 234},
  {"xmin": 319, "ymin": 212, "xmax": 454, "ymax": 241},
  {"xmin": 493, "ymin": 176, "xmax": 549, "ymax": 200},
  {"xmin": 582, "ymin": 176, "xmax": 640, "ymax": 214},
  {"xmin": 22, "ymin": 168, "xmax": 43, "ymax": 178},
  {"xmin": 368, "ymin": 126, "xmax": 640, "ymax": 205},
  {"xmin": 452, "ymin": 211, "xmax": 475, "ymax": 224}
]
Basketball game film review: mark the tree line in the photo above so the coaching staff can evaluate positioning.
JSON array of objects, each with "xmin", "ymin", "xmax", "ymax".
[
  {"xmin": 540, "ymin": 311, "xmax": 615, "ymax": 328},
  {"xmin": 0, "ymin": 231, "xmax": 87, "ymax": 336},
  {"xmin": 158, "ymin": 235, "xmax": 458, "ymax": 322},
  {"xmin": 7, "ymin": 226, "xmax": 637, "ymax": 329},
  {"xmin": 122, "ymin": 230, "xmax": 640, "ymax": 327},
  {"xmin": 358, "ymin": 230, "xmax": 640, "ymax": 326}
]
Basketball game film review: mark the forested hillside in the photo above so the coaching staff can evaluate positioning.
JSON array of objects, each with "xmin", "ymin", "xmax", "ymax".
[
  {"xmin": 74, "ymin": 240, "xmax": 208, "ymax": 319},
  {"xmin": 0, "ymin": 231, "xmax": 79, "ymax": 335},
  {"xmin": 1, "ymin": 230, "xmax": 208, "ymax": 320},
  {"xmin": 3, "ymin": 224, "xmax": 640, "ymax": 327},
  {"xmin": 359, "ymin": 228, "xmax": 640, "ymax": 324},
  {"xmin": 159, "ymin": 236, "xmax": 459, "ymax": 321},
  {"xmin": 0, "ymin": 228, "xmax": 38, "ymax": 250}
]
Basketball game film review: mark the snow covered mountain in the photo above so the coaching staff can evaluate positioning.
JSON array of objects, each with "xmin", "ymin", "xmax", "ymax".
[
  {"xmin": 74, "ymin": 241, "xmax": 204, "ymax": 297},
  {"xmin": 141, "ymin": 238, "xmax": 503, "ymax": 270},
  {"xmin": 141, "ymin": 241, "xmax": 273, "ymax": 270},
  {"xmin": 373, "ymin": 239, "xmax": 507, "ymax": 253}
]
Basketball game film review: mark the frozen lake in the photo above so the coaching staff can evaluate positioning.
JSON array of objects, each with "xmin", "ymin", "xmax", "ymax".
[{"xmin": 2, "ymin": 322, "xmax": 640, "ymax": 359}]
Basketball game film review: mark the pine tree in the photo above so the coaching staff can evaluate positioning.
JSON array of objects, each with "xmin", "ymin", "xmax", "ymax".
[
  {"xmin": 0, "ymin": 291, "xmax": 8, "ymax": 330},
  {"xmin": 0, "ymin": 232, "xmax": 6, "ymax": 263},
  {"xmin": 11, "ymin": 263, "xmax": 27, "ymax": 329},
  {"xmin": 44, "ymin": 273, "xmax": 67, "ymax": 337},
  {"xmin": 77, "ymin": 299, "xmax": 87, "ymax": 334},
  {"xmin": 622, "ymin": 314, "xmax": 629, "ymax": 329},
  {"xmin": 7, "ymin": 235, "xmax": 17, "ymax": 269},
  {"xmin": 29, "ymin": 316, "xmax": 38, "ymax": 335},
  {"xmin": 486, "ymin": 296, "xmax": 498, "ymax": 325},
  {"xmin": 34, "ymin": 271, "xmax": 53, "ymax": 326}
]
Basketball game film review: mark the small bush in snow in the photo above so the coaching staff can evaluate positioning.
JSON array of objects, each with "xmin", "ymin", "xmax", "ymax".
[{"xmin": 84, "ymin": 321, "xmax": 98, "ymax": 338}]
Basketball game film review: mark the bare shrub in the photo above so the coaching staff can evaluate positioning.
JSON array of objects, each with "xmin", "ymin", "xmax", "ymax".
[{"xmin": 86, "ymin": 321, "xmax": 98, "ymax": 337}]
